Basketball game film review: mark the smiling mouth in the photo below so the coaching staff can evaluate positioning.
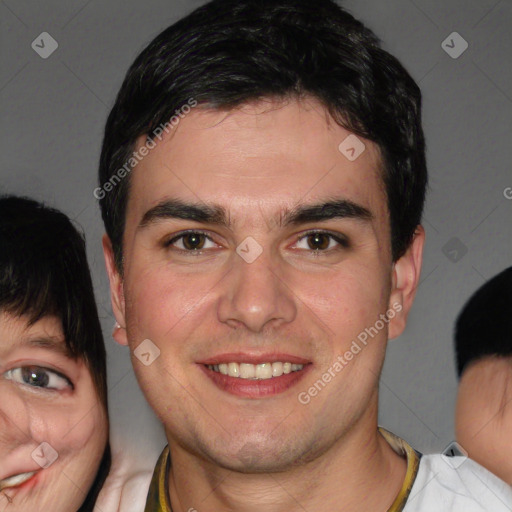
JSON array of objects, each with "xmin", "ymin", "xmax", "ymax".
[
  {"xmin": 206, "ymin": 361, "xmax": 305, "ymax": 379},
  {"xmin": 0, "ymin": 472, "xmax": 37, "ymax": 492}
]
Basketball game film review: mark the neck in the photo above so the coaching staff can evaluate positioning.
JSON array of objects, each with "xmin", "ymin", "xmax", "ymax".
[{"xmin": 166, "ymin": 397, "xmax": 407, "ymax": 512}]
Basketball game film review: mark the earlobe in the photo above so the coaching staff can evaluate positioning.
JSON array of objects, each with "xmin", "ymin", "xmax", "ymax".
[
  {"xmin": 112, "ymin": 322, "xmax": 128, "ymax": 347},
  {"xmin": 102, "ymin": 234, "xmax": 129, "ymax": 346},
  {"xmin": 387, "ymin": 226, "xmax": 425, "ymax": 340}
]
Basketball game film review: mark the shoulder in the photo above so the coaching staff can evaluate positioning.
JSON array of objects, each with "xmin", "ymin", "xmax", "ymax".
[
  {"xmin": 95, "ymin": 470, "xmax": 153, "ymax": 512},
  {"xmin": 118, "ymin": 471, "xmax": 154, "ymax": 512},
  {"xmin": 94, "ymin": 445, "xmax": 159, "ymax": 512},
  {"xmin": 404, "ymin": 454, "xmax": 512, "ymax": 511}
]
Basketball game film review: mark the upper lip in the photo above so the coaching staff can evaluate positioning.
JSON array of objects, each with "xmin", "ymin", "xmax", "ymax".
[{"xmin": 198, "ymin": 353, "xmax": 311, "ymax": 365}]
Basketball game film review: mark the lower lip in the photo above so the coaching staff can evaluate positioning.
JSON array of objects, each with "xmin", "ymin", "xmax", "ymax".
[{"xmin": 199, "ymin": 364, "xmax": 312, "ymax": 398}]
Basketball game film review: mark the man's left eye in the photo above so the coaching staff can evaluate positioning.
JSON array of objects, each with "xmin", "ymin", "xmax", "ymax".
[
  {"xmin": 4, "ymin": 366, "xmax": 72, "ymax": 391},
  {"xmin": 294, "ymin": 231, "xmax": 349, "ymax": 251}
]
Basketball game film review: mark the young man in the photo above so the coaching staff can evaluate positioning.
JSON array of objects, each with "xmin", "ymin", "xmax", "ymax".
[
  {"xmin": 98, "ymin": 0, "xmax": 512, "ymax": 510},
  {"xmin": 455, "ymin": 267, "xmax": 512, "ymax": 486},
  {"xmin": 0, "ymin": 196, "xmax": 110, "ymax": 511}
]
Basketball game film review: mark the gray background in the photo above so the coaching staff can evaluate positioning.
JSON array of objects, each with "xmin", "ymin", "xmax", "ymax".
[{"xmin": 1, "ymin": 0, "xmax": 511, "ymax": 468}]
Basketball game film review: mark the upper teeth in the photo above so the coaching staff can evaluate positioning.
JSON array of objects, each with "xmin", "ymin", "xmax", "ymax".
[
  {"xmin": 206, "ymin": 362, "xmax": 304, "ymax": 380},
  {"xmin": 0, "ymin": 471, "xmax": 36, "ymax": 491}
]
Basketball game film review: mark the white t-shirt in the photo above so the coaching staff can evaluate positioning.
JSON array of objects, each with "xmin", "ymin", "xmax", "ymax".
[{"xmin": 404, "ymin": 454, "xmax": 512, "ymax": 511}]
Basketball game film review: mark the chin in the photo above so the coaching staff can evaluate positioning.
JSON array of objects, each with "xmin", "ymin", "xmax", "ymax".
[{"xmin": 199, "ymin": 435, "xmax": 313, "ymax": 474}]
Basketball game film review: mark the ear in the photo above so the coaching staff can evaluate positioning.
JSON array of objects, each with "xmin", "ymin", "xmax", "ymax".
[
  {"xmin": 102, "ymin": 234, "xmax": 128, "ymax": 346},
  {"xmin": 387, "ymin": 226, "xmax": 425, "ymax": 340}
]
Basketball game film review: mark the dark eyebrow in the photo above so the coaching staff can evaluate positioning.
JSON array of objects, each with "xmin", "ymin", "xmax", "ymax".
[
  {"xmin": 19, "ymin": 337, "xmax": 73, "ymax": 358},
  {"xmin": 282, "ymin": 199, "xmax": 373, "ymax": 226},
  {"xmin": 138, "ymin": 197, "xmax": 373, "ymax": 230},
  {"xmin": 139, "ymin": 199, "xmax": 228, "ymax": 229}
]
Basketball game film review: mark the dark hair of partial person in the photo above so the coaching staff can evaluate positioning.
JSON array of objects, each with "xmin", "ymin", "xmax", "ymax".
[
  {"xmin": 0, "ymin": 195, "xmax": 111, "ymax": 511},
  {"xmin": 98, "ymin": 0, "xmax": 427, "ymax": 272},
  {"xmin": 455, "ymin": 266, "xmax": 512, "ymax": 378}
]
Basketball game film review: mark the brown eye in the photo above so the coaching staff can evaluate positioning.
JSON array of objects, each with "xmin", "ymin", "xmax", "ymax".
[
  {"xmin": 294, "ymin": 231, "xmax": 349, "ymax": 253},
  {"xmin": 306, "ymin": 233, "xmax": 331, "ymax": 250},
  {"xmin": 164, "ymin": 231, "xmax": 217, "ymax": 255},
  {"xmin": 181, "ymin": 233, "xmax": 206, "ymax": 250}
]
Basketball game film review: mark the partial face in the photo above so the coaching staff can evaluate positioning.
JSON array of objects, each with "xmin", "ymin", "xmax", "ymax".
[
  {"xmin": 105, "ymin": 98, "xmax": 422, "ymax": 472},
  {"xmin": 456, "ymin": 356, "xmax": 512, "ymax": 485},
  {"xmin": 0, "ymin": 312, "xmax": 108, "ymax": 510}
]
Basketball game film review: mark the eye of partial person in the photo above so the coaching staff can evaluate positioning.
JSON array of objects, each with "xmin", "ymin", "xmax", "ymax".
[{"xmin": 4, "ymin": 365, "xmax": 73, "ymax": 391}]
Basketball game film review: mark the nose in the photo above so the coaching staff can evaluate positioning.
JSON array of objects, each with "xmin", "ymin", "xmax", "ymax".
[{"xmin": 217, "ymin": 248, "xmax": 297, "ymax": 332}]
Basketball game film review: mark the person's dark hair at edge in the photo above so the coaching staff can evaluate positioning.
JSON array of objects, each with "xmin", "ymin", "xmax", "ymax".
[
  {"xmin": 99, "ymin": 0, "xmax": 427, "ymax": 272},
  {"xmin": 455, "ymin": 266, "xmax": 512, "ymax": 378},
  {"xmin": 0, "ymin": 195, "xmax": 111, "ymax": 512}
]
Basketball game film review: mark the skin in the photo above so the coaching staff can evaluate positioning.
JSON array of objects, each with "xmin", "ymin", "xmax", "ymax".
[
  {"xmin": 104, "ymin": 97, "xmax": 424, "ymax": 512},
  {"xmin": 456, "ymin": 356, "xmax": 512, "ymax": 485},
  {"xmin": 0, "ymin": 312, "xmax": 108, "ymax": 511}
]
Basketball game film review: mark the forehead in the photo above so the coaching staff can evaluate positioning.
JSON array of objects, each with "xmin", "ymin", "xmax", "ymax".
[{"xmin": 127, "ymin": 97, "xmax": 387, "ymax": 228}]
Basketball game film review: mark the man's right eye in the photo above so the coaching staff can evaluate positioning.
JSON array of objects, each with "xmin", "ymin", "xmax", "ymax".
[
  {"xmin": 4, "ymin": 366, "xmax": 73, "ymax": 391},
  {"xmin": 165, "ymin": 230, "xmax": 217, "ymax": 253}
]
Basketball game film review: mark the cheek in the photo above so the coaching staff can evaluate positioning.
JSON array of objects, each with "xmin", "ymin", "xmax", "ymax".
[
  {"xmin": 30, "ymin": 401, "xmax": 107, "ymax": 458},
  {"xmin": 306, "ymin": 265, "xmax": 389, "ymax": 331},
  {"xmin": 125, "ymin": 264, "xmax": 218, "ymax": 339},
  {"xmin": 63, "ymin": 405, "xmax": 106, "ymax": 451},
  {"xmin": 33, "ymin": 406, "xmax": 107, "ymax": 509}
]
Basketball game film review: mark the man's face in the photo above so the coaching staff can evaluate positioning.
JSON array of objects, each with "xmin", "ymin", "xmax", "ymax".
[
  {"xmin": 0, "ymin": 312, "xmax": 108, "ymax": 510},
  {"xmin": 456, "ymin": 356, "xmax": 512, "ymax": 485},
  {"xmin": 105, "ymin": 98, "xmax": 421, "ymax": 471}
]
